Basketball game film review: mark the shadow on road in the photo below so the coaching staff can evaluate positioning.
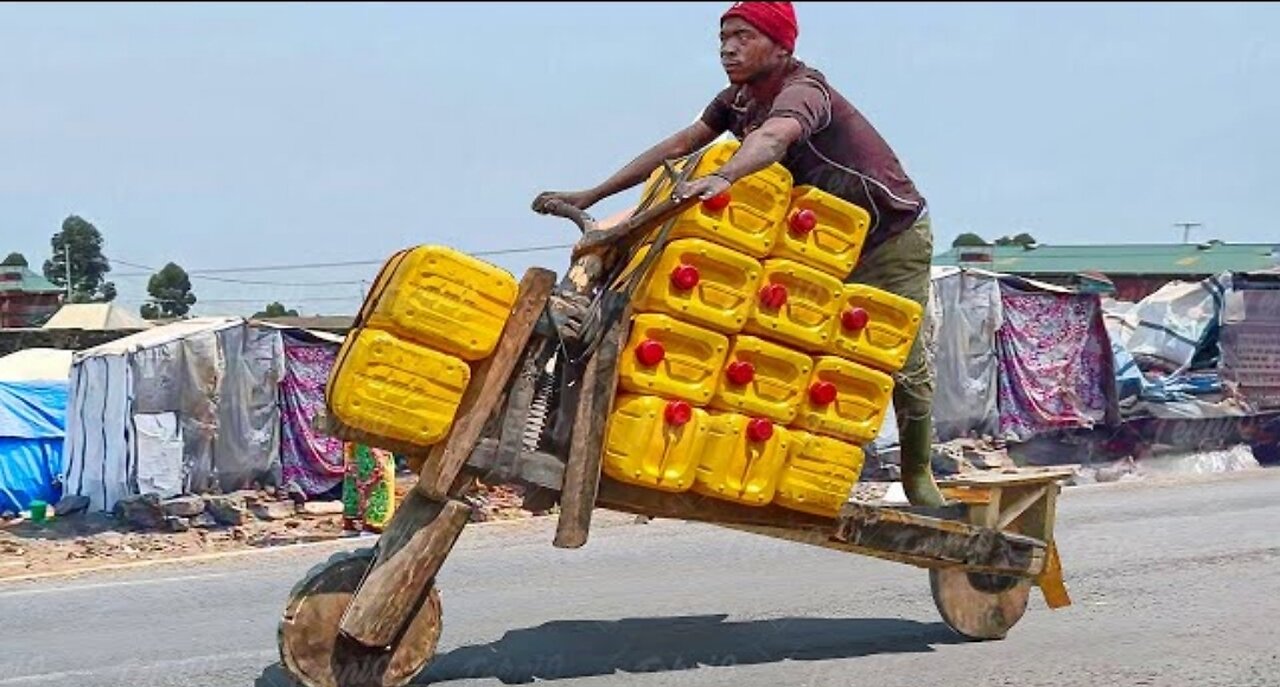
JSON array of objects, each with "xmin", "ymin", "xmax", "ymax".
[{"xmin": 255, "ymin": 614, "xmax": 965, "ymax": 686}]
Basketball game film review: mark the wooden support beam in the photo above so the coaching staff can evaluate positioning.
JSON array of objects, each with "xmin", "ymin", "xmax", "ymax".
[
  {"xmin": 416, "ymin": 268, "xmax": 556, "ymax": 500},
  {"xmin": 553, "ymin": 306, "xmax": 631, "ymax": 549},
  {"xmin": 596, "ymin": 477, "xmax": 836, "ymax": 531},
  {"xmin": 338, "ymin": 491, "xmax": 471, "ymax": 649},
  {"xmin": 997, "ymin": 485, "xmax": 1048, "ymax": 530},
  {"xmin": 833, "ymin": 503, "xmax": 1047, "ymax": 578}
]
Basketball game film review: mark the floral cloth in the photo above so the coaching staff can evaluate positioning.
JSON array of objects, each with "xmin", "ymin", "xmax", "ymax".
[
  {"xmin": 279, "ymin": 338, "xmax": 345, "ymax": 498},
  {"xmin": 996, "ymin": 285, "xmax": 1112, "ymax": 441},
  {"xmin": 343, "ymin": 443, "xmax": 396, "ymax": 533}
]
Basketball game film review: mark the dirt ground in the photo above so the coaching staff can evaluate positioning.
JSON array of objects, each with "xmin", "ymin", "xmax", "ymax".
[{"xmin": 0, "ymin": 476, "xmax": 539, "ymax": 580}]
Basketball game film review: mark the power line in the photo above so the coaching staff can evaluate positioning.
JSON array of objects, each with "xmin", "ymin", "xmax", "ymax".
[
  {"xmin": 107, "ymin": 257, "xmax": 367, "ymax": 287},
  {"xmin": 106, "ymin": 243, "xmax": 575, "ymax": 279},
  {"xmin": 116, "ymin": 295, "xmax": 362, "ymax": 305}
]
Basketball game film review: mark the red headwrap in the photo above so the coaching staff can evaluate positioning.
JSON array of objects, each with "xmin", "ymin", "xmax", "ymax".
[{"xmin": 721, "ymin": 2, "xmax": 798, "ymax": 53}]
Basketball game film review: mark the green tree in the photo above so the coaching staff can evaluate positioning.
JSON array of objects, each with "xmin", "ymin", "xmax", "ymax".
[
  {"xmin": 951, "ymin": 232, "xmax": 989, "ymax": 248},
  {"xmin": 141, "ymin": 262, "xmax": 197, "ymax": 319},
  {"xmin": 2, "ymin": 252, "xmax": 28, "ymax": 267},
  {"xmin": 253, "ymin": 302, "xmax": 300, "ymax": 318},
  {"xmin": 994, "ymin": 233, "xmax": 1037, "ymax": 247},
  {"xmin": 43, "ymin": 215, "xmax": 116, "ymax": 302}
]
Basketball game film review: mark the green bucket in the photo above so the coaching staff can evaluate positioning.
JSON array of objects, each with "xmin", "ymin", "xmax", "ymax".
[{"xmin": 29, "ymin": 500, "xmax": 48, "ymax": 524}]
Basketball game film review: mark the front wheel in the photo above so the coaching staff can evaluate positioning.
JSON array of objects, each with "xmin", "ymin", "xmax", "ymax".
[{"xmin": 278, "ymin": 548, "xmax": 443, "ymax": 687}]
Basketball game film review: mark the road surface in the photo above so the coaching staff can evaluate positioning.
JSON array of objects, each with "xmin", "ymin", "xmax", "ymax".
[{"xmin": 2, "ymin": 470, "xmax": 1278, "ymax": 687}]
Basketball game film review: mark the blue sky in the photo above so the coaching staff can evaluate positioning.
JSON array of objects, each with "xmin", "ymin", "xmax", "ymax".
[{"xmin": 3, "ymin": 2, "xmax": 1277, "ymax": 316}]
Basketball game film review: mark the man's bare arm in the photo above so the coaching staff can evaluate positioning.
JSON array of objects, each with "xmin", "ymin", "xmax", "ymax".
[
  {"xmin": 586, "ymin": 120, "xmax": 721, "ymax": 204},
  {"xmin": 714, "ymin": 117, "xmax": 803, "ymax": 183},
  {"xmin": 534, "ymin": 120, "xmax": 721, "ymax": 212},
  {"xmin": 673, "ymin": 117, "xmax": 803, "ymax": 201}
]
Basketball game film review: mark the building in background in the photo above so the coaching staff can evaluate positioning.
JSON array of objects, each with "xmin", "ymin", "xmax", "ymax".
[
  {"xmin": 932, "ymin": 241, "xmax": 1280, "ymax": 302},
  {"xmin": 0, "ymin": 263, "xmax": 63, "ymax": 328}
]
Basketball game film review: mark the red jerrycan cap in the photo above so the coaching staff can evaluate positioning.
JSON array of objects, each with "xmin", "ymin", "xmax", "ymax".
[
  {"xmin": 809, "ymin": 380, "xmax": 838, "ymax": 405},
  {"xmin": 669, "ymin": 263, "xmax": 700, "ymax": 291},
  {"xmin": 841, "ymin": 307, "xmax": 870, "ymax": 331},
  {"xmin": 664, "ymin": 400, "xmax": 693, "ymax": 426},
  {"xmin": 701, "ymin": 191, "xmax": 732, "ymax": 212},
  {"xmin": 725, "ymin": 360, "xmax": 755, "ymax": 385},
  {"xmin": 634, "ymin": 339, "xmax": 666, "ymax": 366},
  {"xmin": 746, "ymin": 418, "xmax": 774, "ymax": 442},
  {"xmin": 789, "ymin": 208, "xmax": 818, "ymax": 235},
  {"xmin": 759, "ymin": 283, "xmax": 788, "ymax": 309}
]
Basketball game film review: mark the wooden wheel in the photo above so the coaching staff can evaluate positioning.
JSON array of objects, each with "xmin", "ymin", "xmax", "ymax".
[
  {"xmin": 929, "ymin": 567, "xmax": 1031, "ymax": 640},
  {"xmin": 278, "ymin": 549, "xmax": 443, "ymax": 687}
]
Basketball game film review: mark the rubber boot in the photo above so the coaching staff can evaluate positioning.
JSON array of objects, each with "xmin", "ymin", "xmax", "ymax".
[{"xmin": 899, "ymin": 414, "xmax": 946, "ymax": 507}]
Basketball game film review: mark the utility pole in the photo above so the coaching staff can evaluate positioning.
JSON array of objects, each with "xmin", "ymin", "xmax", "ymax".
[
  {"xmin": 63, "ymin": 243, "xmax": 72, "ymax": 302},
  {"xmin": 1174, "ymin": 221, "xmax": 1202, "ymax": 244}
]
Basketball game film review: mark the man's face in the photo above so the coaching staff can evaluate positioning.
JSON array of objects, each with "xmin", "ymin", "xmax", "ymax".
[{"xmin": 719, "ymin": 16, "xmax": 787, "ymax": 85}]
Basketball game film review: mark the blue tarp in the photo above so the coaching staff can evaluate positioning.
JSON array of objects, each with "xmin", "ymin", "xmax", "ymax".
[{"xmin": 0, "ymin": 381, "xmax": 67, "ymax": 512}]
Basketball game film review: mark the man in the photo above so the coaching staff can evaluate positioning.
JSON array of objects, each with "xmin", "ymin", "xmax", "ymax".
[{"xmin": 534, "ymin": 2, "xmax": 943, "ymax": 507}]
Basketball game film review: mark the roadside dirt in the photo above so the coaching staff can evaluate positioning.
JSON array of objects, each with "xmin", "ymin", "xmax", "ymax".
[{"xmin": 0, "ymin": 476, "xmax": 541, "ymax": 580}]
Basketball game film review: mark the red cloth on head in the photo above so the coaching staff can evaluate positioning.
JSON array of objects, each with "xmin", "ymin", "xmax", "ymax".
[{"xmin": 721, "ymin": 2, "xmax": 798, "ymax": 52}]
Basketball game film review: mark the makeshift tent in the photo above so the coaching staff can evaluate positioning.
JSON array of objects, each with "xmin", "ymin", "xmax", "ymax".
[
  {"xmin": 928, "ymin": 267, "xmax": 1003, "ymax": 442},
  {"xmin": 42, "ymin": 303, "xmax": 153, "ymax": 330},
  {"xmin": 924, "ymin": 267, "xmax": 1118, "ymax": 443},
  {"xmin": 0, "ymin": 349, "xmax": 71, "ymax": 513},
  {"xmin": 995, "ymin": 277, "xmax": 1118, "ymax": 441},
  {"xmin": 62, "ymin": 318, "xmax": 289, "ymax": 511},
  {"xmin": 0, "ymin": 348, "xmax": 73, "ymax": 382}
]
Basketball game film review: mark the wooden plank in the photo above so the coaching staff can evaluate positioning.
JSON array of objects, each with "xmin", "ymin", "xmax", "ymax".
[
  {"xmin": 997, "ymin": 485, "xmax": 1048, "ymax": 530},
  {"xmin": 338, "ymin": 491, "xmax": 471, "ymax": 649},
  {"xmin": 596, "ymin": 477, "xmax": 836, "ymax": 530},
  {"xmin": 719, "ymin": 522, "xmax": 1042, "ymax": 577},
  {"xmin": 971, "ymin": 486, "xmax": 1003, "ymax": 529},
  {"xmin": 553, "ymin": 306, "xmax": 631, "ymax": 549},
  {"xmin": 833, "ymin": 503, "xmax": 1048, "ymax": 578},
  {"xmin": 416, "ymin": 268, "xmax": 557, "ymax": 500},
  {"xmin": 1037, "ymin": 541, "xmax": 1073, "ymax": 609},
  {"xmin": 939, "ymin": 468, "xmax": 1075, "ymax": 488}
]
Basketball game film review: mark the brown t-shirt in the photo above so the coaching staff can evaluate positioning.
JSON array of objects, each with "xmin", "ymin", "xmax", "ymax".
[{"xmin": 700, "ymin": 60, "xmax": 926, "ymax": 258}]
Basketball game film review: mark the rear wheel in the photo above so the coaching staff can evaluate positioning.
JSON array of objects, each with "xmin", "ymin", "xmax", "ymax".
[{"xmin": 929, "ymin": 567, "xmax": 1031, "ymax": 640}]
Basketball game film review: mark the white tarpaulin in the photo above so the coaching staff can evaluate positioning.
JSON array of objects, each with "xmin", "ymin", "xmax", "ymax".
[
  {"xmin": 928, "ymin": 268, "xmax": 1004, "ymax": 441},
  {"xmin": 62, "ymin": 318, "xmax": 287, "ymax": 512}
]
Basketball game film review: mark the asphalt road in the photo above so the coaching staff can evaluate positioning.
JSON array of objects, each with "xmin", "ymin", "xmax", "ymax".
[{"xmin": 2, "ymin": 469, "xmax": 1278, "ymax": 687}]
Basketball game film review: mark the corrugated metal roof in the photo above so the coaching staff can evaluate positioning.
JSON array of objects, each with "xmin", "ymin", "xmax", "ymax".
[
  {"xmin": 932, "ymin": 242, "xmax": 1280, "ymax": 275},
  {"xmin": 0, "ymin": 266, "xmax": 62, "ymax": 294}
]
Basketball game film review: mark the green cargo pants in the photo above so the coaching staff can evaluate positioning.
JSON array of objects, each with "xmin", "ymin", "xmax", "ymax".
[
  {"xmin": 846, "ymin": 212, "xmax": 943, "ymax": 506},
  {"xmin": 846, "ymin": 213, "xmax": 934, "ymax": 425}
]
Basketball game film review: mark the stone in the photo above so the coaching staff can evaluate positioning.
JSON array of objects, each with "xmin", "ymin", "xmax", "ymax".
[
  {"xmin": 252, "ymin": 501, "xmax": 296, "ymax": 521},
  {"xmin": 965, "ymin": 447, "xmax": 1013, "ymax": 471},
  {"xmin": 164, "ymin": 516, "xmax": 191, "ymax": 533},
  {"xmin": 98, "ymin": 531, "xmax": 127, "ymax": 547},
  {"xmin": 930, "ymin": 446, "xmax": 968, "ymax": 476},
  {"xmin": 54, "ymin": 494, "xmax": 91, "ymax": 517},
  {"xmin": 190, "ymin": 513, "xmax": 219, "ymax": 529},
  {"xmin": 204, "ymin": 495, "xmax": 250, "ymax": 526},
  {"xmin": 161, "ymin": 496, "xmax": 205, "ymax": 518},
  {"xmin": 113, "ymin": 493, "xmax": 166, "ymax": 530},
  {"xmin": 299, "ymin": 501, "xmax": 345, "ymax": 516}
]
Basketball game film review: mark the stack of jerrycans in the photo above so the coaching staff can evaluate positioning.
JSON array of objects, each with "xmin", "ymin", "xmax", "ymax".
[
  {"xmin": 602, "ymin": 139, "xmax": 924, "ymax": 517},
  {"xmin": 325, "ymin": 246, "xmax": 519, "ymax": 454}
]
